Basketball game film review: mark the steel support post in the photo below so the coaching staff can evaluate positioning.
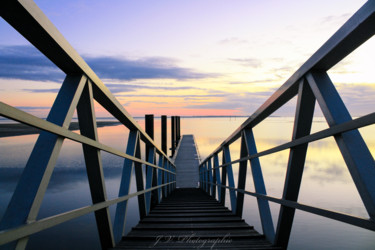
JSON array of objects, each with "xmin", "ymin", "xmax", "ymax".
[
  {"xmin": 0, "ymin": 75, "xmax": 86, "ymax": 249},
  {"xmin": 161, "ymin": 115, "xmax": 167, "ymax": 154},
  {"xmin": 307, "ymin": 71, "xmax": 375, "ymax": 219},
  {"xmin": 77, "ymin": 80, "xmax": 115, "ymax": 248},
  {"xmin": 214, "ymin": 154, "xmax": 222, "ymax": 203},
  {"xmin": 223, "ymin": 146, "xmax": 237, "ymax": 213},
  {"xmin": 244, "ymin": 128, "xmax": 275, "ymax": 243},
  {"xmin": 275, "ymin": 79, "xmax": 315, "ymax": 248},
  {"xmin": 113, "ymin": 131, "xmax": 140, "ymax": 243}
]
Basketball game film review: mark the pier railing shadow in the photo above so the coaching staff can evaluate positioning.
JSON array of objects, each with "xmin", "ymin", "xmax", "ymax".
[
  {"xmin": 0, "ymin": 1, "xmax": 176, "ymax": 249},
  {"xmin": 199, "ymin": 1, "xmax": 375, "ymax": 248}
]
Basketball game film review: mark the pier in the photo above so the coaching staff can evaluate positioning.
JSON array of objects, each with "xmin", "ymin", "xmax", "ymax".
[
  {"xmin": 115, "ymin": 137, "xmax": 278, "ymax": 249},
  {"xmin": 1, "ymin": 1, "xmax": 375, "ymax": 249},
  {"xmin": 175, "ymin": 135, "xmax": 200, "ymax": 188}
]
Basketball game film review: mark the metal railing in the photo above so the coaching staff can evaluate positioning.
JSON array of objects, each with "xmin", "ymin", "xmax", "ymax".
[
  {"xmin": 0, "ymin": 1, "xmax": 176, "ymax": 249},
  {"xmin": 199, "ymin": 1, "xmax": 375, "ymax": 248}
]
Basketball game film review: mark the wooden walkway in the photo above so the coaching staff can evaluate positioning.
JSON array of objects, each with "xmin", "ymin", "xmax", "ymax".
[
  {"xmin": 114, "ymin": 189, "xmax": 279, "ymax": 249},
  {"xmin": 113, "ymin": 136, "xmax": 278, "ymax": 249},
  {"xmin": 174, "ymin": 135, "xmax": 200, "ymax": 188}
]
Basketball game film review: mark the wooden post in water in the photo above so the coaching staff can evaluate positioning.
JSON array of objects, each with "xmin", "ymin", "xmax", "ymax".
[
  {"xmin": 176, "ymin": 116, "xmax": 181, "ymax": 144},
  {"xmin": 145, "ymin": 114, "xmax": 158, "ymax": 209},
  {"xmin": 145, "ymin": 114, "xmax": 154, "ymax": 161},
  {"xmin": 171, "ymin": 116, "xmax": 176, "ymax": 157},
  {"xmin": 161, "ymin": 115, "xmax": 167, "ymax": 154}
]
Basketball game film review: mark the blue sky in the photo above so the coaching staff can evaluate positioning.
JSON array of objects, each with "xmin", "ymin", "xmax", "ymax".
[{"xmin": 0, "ymin": 0, "xmax": 374, "ymax": 117}]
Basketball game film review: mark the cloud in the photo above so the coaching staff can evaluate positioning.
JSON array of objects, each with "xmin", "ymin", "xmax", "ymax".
[
  {"xmin": 15, "ymin": 106, "xmax": 51, "ymax": 110},
  {"xmin": 123, "ymin": 100, "xmax": 169, "ymax": 106},
  {"xmin": 183, "ymin": 92, "xmax": 275, "ymax": 113},
  {"xmin": 86, "ymin": 56, "xmax": 216, "ymax": 80},
  {"xmin": 104, "ymin": 83, "xmax": 197, "ymax": 93},
  {"xmin": 0, "ymin": 45, "xmax": 65, "ymax": 82},
  {"xmin": 319, "ymin": 13, "xmax": 351, "ymax": 26},
  {"xmin": 184, "ymin": 97, "xmax": 211, "ymax": 101},
  {"xmin": 229, "ymin": 58, "xmax": 262, "ymax": 68},
  {"xmin": 0, "ymin": 45, "xmax": 217, "ymax": 82},
  {"xmin": 229, "ymin": 79, "xmax": 278, "ymax": 85},
  {"xmin": 335, "ymin": 84, "xmax": 375, "ymax": 115},
  {"xmin": 21, "ymin": 81, "xmax": 202, "ymax": 94},
  {"xmin": 218, "ymin": 37, "xmax": 249, "ymax": 45},
  {"xmin": 22, "ymin": 88, "xmax": 60, "ymax": 93},
  {"xmin": 117, "ymin": 93, "xmax": 227, "ymax": 98}
]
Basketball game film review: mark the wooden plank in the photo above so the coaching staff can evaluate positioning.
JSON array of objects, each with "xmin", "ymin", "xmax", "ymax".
[
  {"xmin": 175, "ymin": 135, "xmax": 200, "ymax": 188},
  {"xmin": 134, "ymin": 222, "xmax": 251, "ymax": 229},
  {"xmin": 126, "ymin": 229, "xmax": 260, "ymax": 238},
  {"xmin": 152, "ymin": 206, "xmax": 229, "ymax": 210},
  {"xmin": 141, "ymin": 217, "xmax": 244, "ymax": 223},
  {"xmin": 150, "ymin": 209, "xmax": 231, "ymax": 214},
  {"xmin": 146, "ymin": 213, "xmax": 238, "ymax": 218},
  {"xmin": 116, "ymin": 188, "xmax": 278, "ymax": 249}
]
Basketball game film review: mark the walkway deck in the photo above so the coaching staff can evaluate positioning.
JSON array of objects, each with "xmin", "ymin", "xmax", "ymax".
[
  {"xmin": 174, "ymin": 135, "xmax": 200, "ymax": 188},
  {"xmin": 114, "ymin": 189, "xmax": 279, "ymax": 249},
  {"xmin": 114, "ymin": 137, "xmax": 278, "ymax": 249}
]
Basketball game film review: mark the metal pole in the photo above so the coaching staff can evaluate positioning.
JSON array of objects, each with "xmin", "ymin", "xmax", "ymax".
[
  {"xmin": 177, "ymin": 116, "xmax": 181, "ymax": 144},
  {"xmin": 161, "ymin": 115, "xmax": 167, "ymax": 154},
  {"xmin": 171, "ymin": 116, "xmax": 176, "ymax": 157},
  {"xmin": 145, "ymin": 114, "xmax": 154, "ymax": 161}
]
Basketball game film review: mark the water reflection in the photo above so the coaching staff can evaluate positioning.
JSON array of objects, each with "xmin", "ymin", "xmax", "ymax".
[
  {"xmin": 1, "ymin": 117, "xmax": 375, "ymax": 249},
  {"xmin": 187, "ymin": 117, "xmax": 375, "ymax": 249}
]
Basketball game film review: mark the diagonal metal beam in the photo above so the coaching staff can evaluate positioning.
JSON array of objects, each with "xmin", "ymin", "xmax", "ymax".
[
  {"xmin": 134, "ymin": 138, "xmax": 147, "ymax": 220},
  {"xmin": 163, "ymin": 160, "xmax": 168, "ymax": 198},
  {"xmin": 220, "ymin": 152, "xmax": 227, "ymax": 205},
  {"xmin": 207, "ymin": 159, "xmax": 214, "ymax": 196},
  {"xmin": 145, "ymin": 147, "xmax": 156, "ymax": 214},
  {"xmin": 113, "ymin": 130, "xmax": 139, "ymax": 243},
  {"xmin": 77, "ymin": 80, "xmax": 114, "ymax": 248},
  {"xmin": 156, "ymin": 156, "xmax": 164, "ymax": 203},
  {"xmin": 223, "ymin": 146, "xmax": 237, "ymax": 212},
  {"xmin": 211, "ymin": 158, "xmax": 217, "ymax": 199},
  {"xmin": 244, "ymin": 128, "xmax": 275, "ymax": 243},
  {"xmin": 275, "ymin": 79, "xmax": 316, "ymax": 248},
  {"xmin": 307, "ymin": 71, "xmax": 375, "ymax": 219},
  {"xmin": 0, "ymin": 74, "xmax": 86, "ymax": 249},
  {"xmin": 214, "ymin": 154, "xmax": 221, "ymax": 202},
  {"xmin": 236, "ymin": 132, "xmax": 248, "ymax": 218}
]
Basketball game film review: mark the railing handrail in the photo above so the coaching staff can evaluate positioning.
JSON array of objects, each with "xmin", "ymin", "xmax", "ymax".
[
  {"xmin": 0, "ymin": 1, "xmax": 177, "ymax": 249},
  {"xmin": 199, "ymin": 1, "xmax": 375, "ymax": 249},
  {"xmin": 0, "ymin": 0, "xmax": 171, "ymax": 163},
  {"xmin": 200, "ymin": 0, "xmax": 375, "ymax": 164}
]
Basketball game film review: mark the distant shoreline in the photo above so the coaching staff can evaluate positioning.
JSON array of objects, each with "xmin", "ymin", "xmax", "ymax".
[{"xmin": 0, "ymin": 121, "xmax": 120, "ymax": 138}]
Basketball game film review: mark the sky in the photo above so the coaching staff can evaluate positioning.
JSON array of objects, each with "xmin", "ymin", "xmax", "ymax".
[{"xmin": 0, "ymin": 0, "xmax": 374, "ymax": 118}]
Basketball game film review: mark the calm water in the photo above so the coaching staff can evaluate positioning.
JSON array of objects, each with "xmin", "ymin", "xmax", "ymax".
[{"xmin": 1, "ymin": 117, "xmax": 375, "ymax": 249}]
